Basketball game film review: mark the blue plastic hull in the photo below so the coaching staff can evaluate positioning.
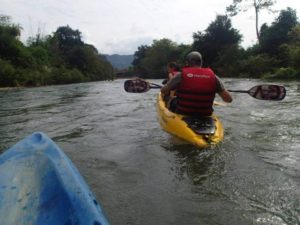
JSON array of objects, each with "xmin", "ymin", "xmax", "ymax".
[{"xmin": 0, "ymin": 132, "xmax": 110, "ymax": 225}]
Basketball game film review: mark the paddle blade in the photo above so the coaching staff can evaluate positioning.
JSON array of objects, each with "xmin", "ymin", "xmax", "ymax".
[
  {"xmin": 248, "ymin": 85, "xmax": 286, "ymax": 100},
  {"xmin": 124, "ymin": 79, "xmax": 150, "ymax": 93}
]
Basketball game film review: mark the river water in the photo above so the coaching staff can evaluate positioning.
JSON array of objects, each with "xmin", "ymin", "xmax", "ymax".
[{"xmin": 0, "ymin": 79, "xmax": 299, "ymax": 225}]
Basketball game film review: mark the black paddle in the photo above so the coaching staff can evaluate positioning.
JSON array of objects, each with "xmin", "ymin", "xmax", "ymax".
[
  {"xmin": 124, "ymin": 79, "xmax": 286, "ymax": 101},
  {"xmin": 227, "ymin": 85, "xmax": 286, "ymax": 101},
  {"xmin": 124, "ymin": 79, "xmax": 161, "ymax": 93}
]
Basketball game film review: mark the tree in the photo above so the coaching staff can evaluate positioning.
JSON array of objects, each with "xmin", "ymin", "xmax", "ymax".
[
  {"xmin": 278, "ymin": 25, "xmax": 300, "ymax": 71},
  {"xmin": 51, "ymin": 26, "xmax": 86, "ymax": 69},
  {"xmin": 226, "ymin": 0, "xmax": 276, "ymax": 43},
  {"xmin": 192, "ymin": 15, "xmax": 242, "ymax": 67},
  {"xmin": 149, "ymin": 39, "xmax": 179, "ymax": 78},
  {"xmin": 133, "ymin": 39, "xmax": 184, "ymax": 78},
  {"xmin": 0, "ymin": 59, "xmax": 17, "ymax": 86},
  {"xmin": 27, "ymin": 27, "xmax": 48, "ymax": 47},
  {"xmin": 259, "ymin": 8, "xmax": 298, "ymax": 55},
  {"xmin": 0, "ymin": 15, "xmax": 33, "ymax": 68},
  {"xmin": 132, "ymin": 45, "xmax": 149, "ymax": 67},
  {"xmin": 238, "ymin": 53, "xmax": 277, "ymax": 77},
  {"xmin": 0, "ymin": 15, "xmax": 21, "ymax": 37},
  {"xmin": 54, "ymin": 26, "xmax": 83, "ymax": 54},
  {"xmin": 212, "ymin": 44, "xmax": 246, "ymax": 77}
]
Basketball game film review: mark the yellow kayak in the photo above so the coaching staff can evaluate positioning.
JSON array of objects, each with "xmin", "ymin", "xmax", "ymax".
[{"xmin": 156, "ymin": 93, "xmax": 224, "ymax": 148}]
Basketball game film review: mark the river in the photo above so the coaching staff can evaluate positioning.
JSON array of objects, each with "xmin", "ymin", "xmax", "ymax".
[{"xmin": 0, "ymin": 78, "xmax": 299, "ymax": 225}]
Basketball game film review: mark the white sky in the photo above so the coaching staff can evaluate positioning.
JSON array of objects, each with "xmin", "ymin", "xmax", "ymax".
[{"xmin": 1, "ymin": 0, "xmax": 300, "ymax": 55}]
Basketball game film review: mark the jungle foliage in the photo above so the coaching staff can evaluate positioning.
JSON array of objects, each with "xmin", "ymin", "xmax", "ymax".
[
  {"xmin": 0, "ymin": 16, "xmax": 114, "ymax": 87},
  {"xmin": 132, "ymin": 7, "xmax": 300, "ymax": 80}
]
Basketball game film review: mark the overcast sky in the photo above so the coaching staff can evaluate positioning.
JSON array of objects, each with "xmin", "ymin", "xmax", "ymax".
[{"xmin": 1, "ymin": 0, "xmax": 300, "ymax": 55}]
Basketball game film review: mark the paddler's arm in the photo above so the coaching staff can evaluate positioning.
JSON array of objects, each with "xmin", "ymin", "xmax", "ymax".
[
  {"xmin": 216, "ymin": 75, "xmax": 233, "ymax": 103},
  {"xmin": 161, "ymin": 73, "xmax": 182, "ymax": 96}
]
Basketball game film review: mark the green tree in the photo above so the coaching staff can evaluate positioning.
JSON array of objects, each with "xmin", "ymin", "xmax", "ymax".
[
  {"xmin": 226, "ymin": 0, "xmax": 276, "ymax": 43},
  {"xmin": 212, "ymin": 44, "xmax": 246, "ymax": 77},
  {"xmin": 0, "ymin": 15, "xmax": 21, "ymax": 37},
  {"xmin": 238, "ymin": 53, "xmax": 277, "ymax": 77},
  {"xmin": 288, "ymin": 26, "xmax": 300, "ymax": 71},
  {"xmin": 259, "ymin": 8, "xmax": 298, "ymax": 55},
  {"xmin": 54, "ymin": 26, "xmax": 83, "ymax": 52},
  {"xmin": 0, "ymin": 15, "xmax": 34, "ymax": 68},
  {"xmin": 49, "ymin": 26, "xmax": 114, "ymax": 81},
  {"xmin": 134, "ymin": 39, "xmax": 183, "ymax": 78},
  {"xmin": 132, "ymin": 45, "xmax": 150, "ymax": 75},
  {"xmin": 276, "ymin": 25, "xmax": 300, "ymax": 73},
  {"xmin": 0, "ymin": 59, "xmax": 17, "ymax": 86},
  {"xmin": 27, "ymin": 46, "xmax": 50, "ymax": 65},
  {"xmin": 240, "ymin": 9, "xmax": 299, "ymax": 80},
  {"xmin": 192, "ymin": 15, "xmax": 242, "ymax": 67},
  {"xmin": 288, "ymin": 24, "xmax": 300, "ymax": 44}
]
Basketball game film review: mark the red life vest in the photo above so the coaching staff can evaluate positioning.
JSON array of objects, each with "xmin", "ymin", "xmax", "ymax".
[
  {"xmin": 171, "ymin": 71, "xmax": 178, "ymax": 77},
  {"xmin": 176, "ymin": 67, "xmax": 217, "ymax": 116}
]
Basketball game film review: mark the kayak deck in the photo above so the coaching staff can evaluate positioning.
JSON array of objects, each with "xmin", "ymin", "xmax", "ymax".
[
  {"xmin": 0, "ymin": 132, "xmax": 110, "ymax": 225},
  {"xmin": 156, "ymin": 93, "xmax": 224, "ymax": 148}
]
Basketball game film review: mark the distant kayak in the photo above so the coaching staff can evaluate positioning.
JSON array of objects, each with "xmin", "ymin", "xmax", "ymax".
[
  {"xmin": 156, "ymin": 93, "xmax": 224, "ymax": 148},
  {"xmin": 0, "ymin": 132, "xmax": 110, "ymax": 225}
]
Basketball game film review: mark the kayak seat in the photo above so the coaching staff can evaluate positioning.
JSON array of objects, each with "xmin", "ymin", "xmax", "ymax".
[{"xmin": 183, "ymin": 117, "xmax": 216, "ymax": 135}]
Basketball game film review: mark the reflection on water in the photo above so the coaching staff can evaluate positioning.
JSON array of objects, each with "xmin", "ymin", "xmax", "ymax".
[{"xmin": 0, "ymin": 79, "xmax": 299, "ymax": 225}]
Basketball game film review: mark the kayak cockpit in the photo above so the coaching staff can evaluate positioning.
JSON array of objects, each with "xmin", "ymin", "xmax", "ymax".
[{"xmin": 182, "ymin": 117, "xmax": 216, "ymax": 135}]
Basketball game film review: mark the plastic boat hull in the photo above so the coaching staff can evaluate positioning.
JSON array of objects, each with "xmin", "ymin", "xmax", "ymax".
[
  {"xmin": 156, "ymin": 93, "xmax": 224, "ymax": 148},
  {"xmin": 0, "ymin": 132, "xmax": 110, "ymax": 225}
]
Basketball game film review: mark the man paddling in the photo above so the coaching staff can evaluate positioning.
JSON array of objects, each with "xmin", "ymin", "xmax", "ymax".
[{"xmin": 161, "ymin": 51, "xmax": 232, "ymax": 116}]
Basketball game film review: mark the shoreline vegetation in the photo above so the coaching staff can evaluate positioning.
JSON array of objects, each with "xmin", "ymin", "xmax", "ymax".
[
  {"xmin": 1, "ymin": 6, "xmax": 300, "ymax": 88},
  {"xmin": 0, "ymin": 15, "xmax": 115, "ymax": 88},
  {"xmin": 130, "ymin": 8, "xmax": 300, "ymax": 81}
]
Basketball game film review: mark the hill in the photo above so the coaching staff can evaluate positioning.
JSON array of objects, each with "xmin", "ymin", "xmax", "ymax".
[{"xmin": 104, "ymin": 54, "xmax": 134, "ymax": 69}]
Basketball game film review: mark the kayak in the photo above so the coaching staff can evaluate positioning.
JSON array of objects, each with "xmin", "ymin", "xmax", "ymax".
[
  {"xmin": 0, "ymin": 132, "xmax": 110, "ymax": 225},
  {"xmin": 125, "ymin": 79, "xmax": 286, "ymax": 147},
  {"xmin": 156, "ymin": 93, "xmax": 224, "ymax": 148}
]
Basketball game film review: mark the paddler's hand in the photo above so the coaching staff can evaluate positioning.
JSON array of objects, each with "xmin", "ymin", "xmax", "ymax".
[{"xmin": 161, "ymin": 84, "xmax": 171, "ymax": 96}]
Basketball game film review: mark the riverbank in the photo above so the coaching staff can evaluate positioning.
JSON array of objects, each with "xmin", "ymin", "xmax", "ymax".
[{"xmin": 0, "ymin": 87, "xmax": 24, "ymax": 91}]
